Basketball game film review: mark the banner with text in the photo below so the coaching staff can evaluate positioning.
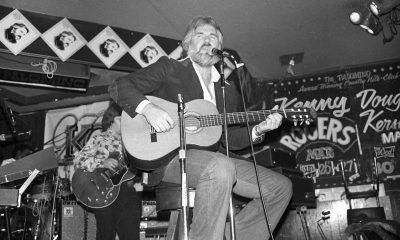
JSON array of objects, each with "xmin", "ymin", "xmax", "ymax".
[{"xmin": 271, "ymin": 60, "xmax": 400, "ymax": 188}]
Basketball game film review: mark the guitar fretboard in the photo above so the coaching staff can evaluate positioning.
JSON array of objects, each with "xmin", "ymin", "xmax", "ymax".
[{"xmin": 196, "ymin": 109, "xmax": 310, "ymax": 127}]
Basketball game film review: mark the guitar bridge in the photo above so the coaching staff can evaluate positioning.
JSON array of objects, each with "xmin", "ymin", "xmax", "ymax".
[{"xmin": 150, "ymin": 126, "xmax": 157, "ymax": 142}]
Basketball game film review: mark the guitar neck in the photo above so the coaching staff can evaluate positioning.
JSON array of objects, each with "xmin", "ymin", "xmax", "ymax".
[
  {"xmin": 104, "ymin": 152, "xmax": 128, "ymax": 176},
  {"xmin": 199, "ymin": 109, "xmax": 292, "ymax": 127}
]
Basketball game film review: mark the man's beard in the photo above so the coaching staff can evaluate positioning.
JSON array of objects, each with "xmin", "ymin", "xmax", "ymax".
[{"xmin": 188, "ymin": 47, "xmax": 219, "ymax": 67}]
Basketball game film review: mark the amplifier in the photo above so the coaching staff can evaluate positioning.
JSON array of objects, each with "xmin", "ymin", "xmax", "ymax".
[
  {"xmin": 271, "ymin": 167, "xmax": 316, "ymax": 209},
  {"xmin": 289, "ymin": 175, "xmax": 316, "ymax": 209},
  {"xmin": 142, "ymin": 200, "xmax": 157, "ymax": 218},
  {"xmin": 0, "ymin": 188, "xmax": 19, "ymax": 206},
  {"xmin": 61, "ymin": 201, "xmax": 96, "ymax": 240},
  {"xmin": 250, "ymin": 146, "xmax": 297, "ymax": 169}
]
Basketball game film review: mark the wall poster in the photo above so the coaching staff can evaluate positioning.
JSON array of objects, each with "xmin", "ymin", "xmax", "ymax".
[
  {"xmin": 43, "ymin": 101, "xmax": 109, "ymax": 179},
  {"xmin": 270, "ymin": 60, "xmax": 400, "ymax": 189}
]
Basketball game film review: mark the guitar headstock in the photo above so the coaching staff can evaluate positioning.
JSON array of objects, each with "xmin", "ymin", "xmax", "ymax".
[{"xmin": 284, "ymin": 108, "xmax": 317, "ymax": 126}]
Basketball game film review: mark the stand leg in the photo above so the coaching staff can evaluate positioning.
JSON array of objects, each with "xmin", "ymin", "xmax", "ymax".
[
  {"xmin": 178, "ymin": 94, "xmax": 189, "ymax": 240},
  {"xmin": 166, "ymin": 210, "xmax": 180, "ymax": 240},
  {"xmin": 228, "ymin": 196, "xmax": 236, "ymax": 240},
  {"xmin": 296, "ymin": 206, "xmax": 312, "ymax": 240},
  {"xmin": 3, "ymin": 207, "xmax": 12, "ymax": 240}
]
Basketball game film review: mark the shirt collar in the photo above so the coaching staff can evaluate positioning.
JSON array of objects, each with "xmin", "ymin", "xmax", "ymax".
[{"xmin": 183, "ymin": 56, "xmax": 220, "ymax": 83}]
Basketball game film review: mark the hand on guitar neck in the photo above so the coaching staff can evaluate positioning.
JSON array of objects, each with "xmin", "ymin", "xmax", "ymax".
[
  {"xmin": 103, "ymin": 151, "xmax": 122, "ymax": 172},
  {"xmin": 254, "ymin": 106, "xmax": 283, "ymax": 136}
]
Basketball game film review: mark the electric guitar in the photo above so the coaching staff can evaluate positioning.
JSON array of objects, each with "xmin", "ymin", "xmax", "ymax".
[
  {"xmin": 121, "ymin": 96, "xmax": 317, "ymax": 170},
  {"xmin": 71, "ymin": 152, "xmax": 135, "ymax": 208}
]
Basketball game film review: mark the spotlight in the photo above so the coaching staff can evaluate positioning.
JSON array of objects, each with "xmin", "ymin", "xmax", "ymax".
[
  {"xmin": 350, "ymin": 6, "xmax": 370, "ymax": 24},
  {"xmin": 350, "ymin": 11, "xmax": 364, "ymax": 25},
  {"xmin": 349, "ymin": 8, "xmax": 383, "ymax": 35},
  {"xmin": 370, "ymin": 0, "xmax": 400, "ymax": 16},
  {"xmin": 360, "ymin": 11, "xmax": 383, "ymax": 35}
]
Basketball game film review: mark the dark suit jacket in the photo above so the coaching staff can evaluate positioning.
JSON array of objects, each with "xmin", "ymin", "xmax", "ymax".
[
  {"xmin": 110, "ymin": 56, "xmax": 255, "ymax": 150},
  {"xmin": 109, "ymin": 56, "xmax": 256, "ymax": 183}
]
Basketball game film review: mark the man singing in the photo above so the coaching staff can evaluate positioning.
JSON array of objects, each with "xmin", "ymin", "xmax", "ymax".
[{"xmin": 109, "ymin": 16, "xmax": 292, "ymax": 240}]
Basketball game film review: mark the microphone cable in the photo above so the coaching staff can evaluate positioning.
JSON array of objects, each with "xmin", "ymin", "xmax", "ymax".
[{"xmin": 232, "ymin": 59, "xmax": 275, "ymax": 240}]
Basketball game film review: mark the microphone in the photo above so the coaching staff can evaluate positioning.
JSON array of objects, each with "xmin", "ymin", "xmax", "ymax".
[
  {"xmin": 0, "ymin": 130, "xmax": 31, "ymax": 142},
  {"xmin": 211, "ymin": 48, "xmax": 238, "ymax": 66},
  {"xmin": 210, "ymin": 48, "xmax": 232, "ymax": 57},
  {"xmin": 7, "ymin": 107, "xmax": 17, "ymax": 133},
  {"xmin": 177, "ymin": 94, "xmax": 185, "ymax": 113}
]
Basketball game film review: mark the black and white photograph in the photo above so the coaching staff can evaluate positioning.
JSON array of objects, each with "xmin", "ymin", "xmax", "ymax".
[
  {"xmin": 1, "ymin": 2, "xmax": 400, "ymax": 240},
  {"xmin": 41, "ymin": 18, "xmax": 87, "ymax": 62},
  {"xmin": 130, "ymin": 33, "xmax": 167, "ymax": 67},
  {"xmin": 0, "ymin": 9, "xmax": 40, "ymax": 55},
  {"xmin": 87, "ymin": 26, "xmax": 128, "ymax": 68}
]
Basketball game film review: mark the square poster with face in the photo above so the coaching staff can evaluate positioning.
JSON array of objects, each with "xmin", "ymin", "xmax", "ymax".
[
  {"xmin": 0, "ymin": 9, "xmax": 41, "ymax": 55},
  {"xmin": 87, "ymin": 26, "xmax": 129, "ymax": 69},
  {"xmin": 129, "ymin": 34, "xmax": 167, "ymax": 68},
  {"xmin": 41, "ymin": 18, "xmax": 87, "ymax": 62}
]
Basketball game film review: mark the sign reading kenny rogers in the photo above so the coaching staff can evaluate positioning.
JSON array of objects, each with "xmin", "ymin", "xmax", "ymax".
[{"xmin": 271, "ymin": 60, "xmax": 400, "ymax": 188}]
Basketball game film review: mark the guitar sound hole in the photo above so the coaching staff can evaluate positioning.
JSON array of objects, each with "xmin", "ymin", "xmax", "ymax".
[{"xmin": 184, "ymin": 113, "xmax": 201, "ymax": 134}]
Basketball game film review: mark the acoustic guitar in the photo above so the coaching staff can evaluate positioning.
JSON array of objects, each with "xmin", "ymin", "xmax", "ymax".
[
  {"xmin": 71, "ymin": 152, "xmax": 135, "ymax": 208},
  {"xmin": 121, "ymin": 96, "xmax": 317, "ymax": 171}
]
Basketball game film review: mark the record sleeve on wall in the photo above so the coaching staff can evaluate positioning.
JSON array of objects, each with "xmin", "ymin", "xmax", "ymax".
[{"xmin": 0, "ymin": 9, "xmax": 41, "ymax": 55}]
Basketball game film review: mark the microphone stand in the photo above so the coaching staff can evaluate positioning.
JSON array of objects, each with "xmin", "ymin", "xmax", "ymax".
[
  {"xmin": 0, "ymin": 98, "xmax": 17, "ymax": 134},
  {"xmin": 217, "ymin": 58, "xmax": 237, "ymax": 240},
  {"xmin": 0, "ymin": 98, "xmax": 31, "ymax": 142},
  {"xmin": 49, "ymin": 175, "xmax": 60, "ymax": 240},
  {"xmin": 226, "ymin": 57, "xmax": 275, "ymax": 240},
  {"xmin": 177, "ymin": 94, "xmax": 189, "ymax": 240}
]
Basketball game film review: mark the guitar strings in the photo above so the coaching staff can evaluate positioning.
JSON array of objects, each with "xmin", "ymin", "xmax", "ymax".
[
  {"xmin": 147, "ymin": 109, "xmax": 311, "ymax": 131},
  {"xmin": 171, "ymin": 109, "xmax": 309, "ymax": 126}
]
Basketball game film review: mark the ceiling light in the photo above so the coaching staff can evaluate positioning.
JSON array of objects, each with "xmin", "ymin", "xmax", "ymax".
[
  {"xmin": 350, "ymin": 6, "xmax": 370, "ymax": 25},
  {"xmin": 350, "ymin": 11, "xmax": 363, "ymax": 25},
  {"xmin": 370, "ymin": 0, "xmax": 400, "ymax": 16},
  {"xmin": 349, "ymin": 8, "xmax": 383, "ymax": 35},
  {"xmin": 360, "ymin": 12, "xmax": 383, "ymax": 35}
]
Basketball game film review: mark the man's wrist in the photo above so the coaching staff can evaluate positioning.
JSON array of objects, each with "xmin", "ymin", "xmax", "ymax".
[{"xmin": 136, "ymin": 100, "xmax": 150, "ymax": 114}]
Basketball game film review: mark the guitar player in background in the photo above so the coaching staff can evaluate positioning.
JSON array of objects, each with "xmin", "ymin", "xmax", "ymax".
[
  {"xmin": 72, "ymin": 101, "xmax": 141, "ymax": 240},
  {"xmin": 109, "ymin": 16, "xmax": 293, "ymax": 240}
]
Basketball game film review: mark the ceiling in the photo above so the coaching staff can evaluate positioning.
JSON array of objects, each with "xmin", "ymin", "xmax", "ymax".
[{"xmin": 2, "ymin": 0, "xmax": 400, "ymax": 80}]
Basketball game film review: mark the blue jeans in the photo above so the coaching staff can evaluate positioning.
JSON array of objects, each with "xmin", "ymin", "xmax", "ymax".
[{"xmin": 162, "ymin": 149, "xmax": 293, "ymax": 240}]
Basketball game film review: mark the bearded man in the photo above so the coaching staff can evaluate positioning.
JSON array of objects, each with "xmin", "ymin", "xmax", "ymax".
[{"xmin": 109, "ymin": 16, "xmax": 292, "ymax": 240}]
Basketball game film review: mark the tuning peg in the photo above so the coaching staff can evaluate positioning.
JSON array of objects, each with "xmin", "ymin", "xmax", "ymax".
[{"xmin": 322, "ymin": 210, "xmax": 330, "ymax": 215}]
